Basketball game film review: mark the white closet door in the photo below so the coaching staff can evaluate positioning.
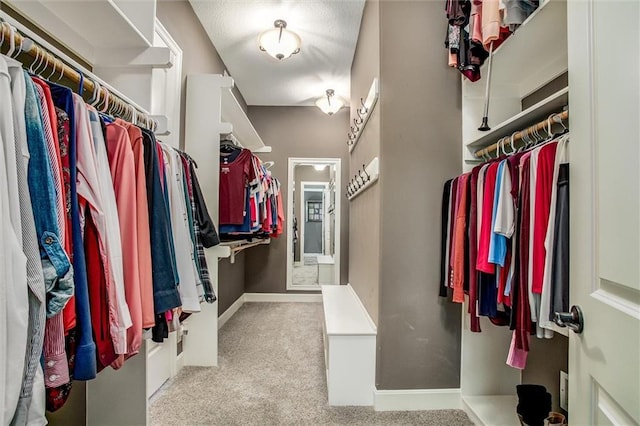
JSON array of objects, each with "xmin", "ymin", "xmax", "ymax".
[{"xmin": 568, "ymin": 0, "xmax": 639, "ymax": 424}]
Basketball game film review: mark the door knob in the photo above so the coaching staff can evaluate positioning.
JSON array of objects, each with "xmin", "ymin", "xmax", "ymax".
[{"xmin": 553, "ymin": 305, "xmax": 584, "ymax": 334}]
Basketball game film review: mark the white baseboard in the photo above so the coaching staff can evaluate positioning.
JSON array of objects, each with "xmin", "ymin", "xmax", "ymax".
[
  {"xmin": 218, "ymin": 295, "xmax": 246, "ymax": 330},
  {"xmin": 244, "ymin": 293, "xmax": 322, "ymax": 303},
  {"xmin": 374, "ymin": 388, "xmax": 462, "ymax": 411}
]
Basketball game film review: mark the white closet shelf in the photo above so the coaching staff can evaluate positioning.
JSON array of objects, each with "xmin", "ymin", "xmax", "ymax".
[
  {"xmin": 9, "ymin": 0, "xmax": 152, "ymax": 62},
  {"xmin": 463, "ymin": 395, "xmax": 520, "ymax": 426},
  {"xmin": 221, "ymin": 88, "xmax": 268, "ymax": 152},
  {"xmin": 218, "ymin": 239, "xmax": 271, "ymax": 263},
  {"xmin": 465, "ymin": 87, "xmax": 568, "ymax": 150},
  {"xmin": 485, "ymin": 0, "xmax": 567, "ymax": 87}
]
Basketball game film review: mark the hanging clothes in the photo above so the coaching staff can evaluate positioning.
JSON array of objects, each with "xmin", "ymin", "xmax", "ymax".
[{"xmin": 439, "ymin": 130, "xmax": 570, "ymax": 369}]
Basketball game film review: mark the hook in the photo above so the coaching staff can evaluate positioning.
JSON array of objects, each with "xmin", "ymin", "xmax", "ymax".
[
  {"xmin": 509, "ymin": 131, "xmax": 518, "ymax": 154},
  {"xmin": 28, "ymin": 48, "xmax": 41, "ymax": 73},
  {"xmin": 0, "ymin": 22, "xmax": 6, "ymax": 48},
  {"xmin": 553, "ymin": 113, "xmax": 567, "ymax": 132},
  {"xmin": 362, "ymin": 164, "xmax": 370, "ymax": 181},
  {"xmin": 5, "ymin": 24, "xmax": 16, "ymax": 58},
  {"xmin": 354, "ymin": 117, "xmax": 363, "ymax": 126},
  {"xmin": 46, "ymin": 58, "xmax": 58, "ymax": 80},
  {"xmin": 11, "ymin": 34, "xmax": 24, "ymax": 59},
  {"xmin": 36, "ymin": 52, "xmax": 50, "ymax": 76},
  {"xmin": 100, "ymin": 88, "xmax": 110, "ymax": 113},
  {"xmin": 359, "ymin": 169, "xmax": 368, "ymax": 183},
  {"xmin": 355, "ymin": 174, "xmax": 363, "ymax": 187},
  {"xmin": 359, "ymin": 97, "xmax": 368, "ymax": 115},
  {"xmin": 88, "ymin": 78, "xmax": 101, "ymax": 106}
]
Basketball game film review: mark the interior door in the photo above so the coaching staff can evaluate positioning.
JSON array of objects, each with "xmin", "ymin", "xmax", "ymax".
[{"xmin": 568, "ymin": 0, "xmax": 639, "ymax": 424}]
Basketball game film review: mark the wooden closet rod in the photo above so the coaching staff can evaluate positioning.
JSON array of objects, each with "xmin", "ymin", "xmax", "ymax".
[
  {"xmin": 0, "ymin": 21, "xmax": 157, "ymax": 130},
  {"xmin": 474, "ymin": 110, "xmax": 569, "ymax": 158}
]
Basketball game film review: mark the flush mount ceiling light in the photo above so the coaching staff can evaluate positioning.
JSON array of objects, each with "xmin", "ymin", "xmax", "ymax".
[
  {"xmin": 259, "ymin": 19, "xmax": 301, "ymax": 61},
  {"xmin": 316, "ymin": 89, "xmax": 344, "ymax": 115},
  {"xmin": 313, "ymin": 164, "xmax": 327, "ymax": 171}
]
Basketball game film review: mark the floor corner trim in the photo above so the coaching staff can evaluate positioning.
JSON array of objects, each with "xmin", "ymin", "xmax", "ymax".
[
  {"xmin": 218, "ymin": 295, "xmax": 246, "ymax": 330},
  {"xmin": 374, "ymin": 388, "xmax": 462, "ymax": 411}
]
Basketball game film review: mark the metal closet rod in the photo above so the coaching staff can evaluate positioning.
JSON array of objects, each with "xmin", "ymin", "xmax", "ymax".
[
  {"xmin": 474, "ymin": 110, "xmax": 569, "ymax": 158},
  {"xmin": 0, "ymin": 22, "xmax": 157, "ymax": 130}
]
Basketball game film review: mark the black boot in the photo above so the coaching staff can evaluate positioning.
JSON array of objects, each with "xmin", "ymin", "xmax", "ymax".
[{"xmin": 516, "ymin": 384, "xmax": 552, "ymax": 426}]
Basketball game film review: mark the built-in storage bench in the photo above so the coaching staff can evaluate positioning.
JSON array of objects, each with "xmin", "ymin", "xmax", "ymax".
[
  {"xmin": 320, "ymin": 284, "xmax": 376, "ymax": 406},
  {"xmin": 317, "ymin": 255, "xmax": 336, "ymax": 285}
]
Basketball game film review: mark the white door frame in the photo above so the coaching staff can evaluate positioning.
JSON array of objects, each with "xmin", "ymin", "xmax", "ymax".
[
  {"xmin": 287, "ymin": 158, "xmax": 341, "ymax": 291},
  {"xmin": 300, "ymin": 182, "xmax": 328, "ymax": 257}
]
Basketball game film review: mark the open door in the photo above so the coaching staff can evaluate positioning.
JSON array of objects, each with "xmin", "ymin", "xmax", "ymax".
[{"xmin": 568, "ymin": 1, "xmax": 639, "ymax": 424}]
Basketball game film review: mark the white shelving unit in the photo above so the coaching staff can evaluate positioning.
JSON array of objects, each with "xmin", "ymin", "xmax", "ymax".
[
  {"xmin": 463, "ymin": 395, "xmax": 520, "ymax": 426},
  {"xmin": 459, "ymin": 1, "xmax": 570, "ymax": 424},
  {"xmin": 183, "ymin": 73, "xmax": 271, "ymax": 368},
  {"xmin": 462, "ymin": 0, "xmax": 568, "ymax": 167},
  {"xmin": 221, "ymin": 88, "xmax": 272, "ymax": 153}
]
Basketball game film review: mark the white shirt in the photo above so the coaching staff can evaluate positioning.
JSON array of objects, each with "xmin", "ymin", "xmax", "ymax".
[
  {"xmin": 0, "ymin": 55, "xmax": 29, "ymax": 426},
  {"xmin": 161, "ymin": 144, "xmax": 202, "ymax": 312},
  {"xmin": 74, "ymin": 96, "xmax": 130, "ymax": 355}
]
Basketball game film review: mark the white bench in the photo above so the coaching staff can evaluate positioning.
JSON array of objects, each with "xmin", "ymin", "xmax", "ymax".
[
  {"xmin": 316, "ymin": 255, "xmax": 335, "ymax": 285},
  {"xmin": 321, "ymin": 284, "xmax": 377, "ymax": 406}
]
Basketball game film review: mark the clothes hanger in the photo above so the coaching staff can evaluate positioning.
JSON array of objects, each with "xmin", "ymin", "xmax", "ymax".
[
  {"xmin": 5, "ymin": 24, "xmax": 16, "ymax": 58},
  {"xmin": 46, "ymin": 58, "xmax": 59, "ymax": 81},
  {"xmin": 100, "ymin": 88, "xmax": 110, "ymax": 113},
  {"xmin": 509, "ymin": 132, "xmax": 518, "ymax": 155},
  {"xmin": 88, "ymin": 78, "xmax": 101, "ymax": 107},
  {"xmin": 0, "ymin": 22, "xmax": 6, "ymax": 49}
]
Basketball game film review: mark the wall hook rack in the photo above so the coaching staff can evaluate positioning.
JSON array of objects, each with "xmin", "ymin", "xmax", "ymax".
[
  {"xmin": 346, "ymin": 78, "xmax": 379, "ymax": 153},
  {"xmin": 347, "ymin": 157, "xmax": 379, "ymax": 201}
]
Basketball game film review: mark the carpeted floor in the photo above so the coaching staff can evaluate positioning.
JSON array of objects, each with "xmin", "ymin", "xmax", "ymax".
[{"xmin": 149, "ymin": 302, "xmax": 473, "ymax": 426}]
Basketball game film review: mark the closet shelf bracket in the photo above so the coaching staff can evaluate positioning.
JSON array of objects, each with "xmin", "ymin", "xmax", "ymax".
[{"xmin": 218, "ymin": 239, "xmax": 271, "ymax": 263}]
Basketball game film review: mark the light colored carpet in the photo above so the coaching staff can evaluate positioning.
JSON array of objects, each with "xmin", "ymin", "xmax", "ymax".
[{"xmin": 149, "ymin": 302, "xmax": 473, "ymax": 426}]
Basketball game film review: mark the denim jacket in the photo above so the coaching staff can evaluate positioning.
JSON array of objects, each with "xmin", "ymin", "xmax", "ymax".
[{"xmin": 23, "ymin": 72, "xmax": 73, "ymax": 317}]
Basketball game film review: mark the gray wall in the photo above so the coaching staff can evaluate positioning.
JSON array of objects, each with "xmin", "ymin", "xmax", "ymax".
[
  {"xmin": 157, "ymin": 0, "xmax": 247, "ymax": 317},
  {"xmin": 349, "ymin": 0, "xmax": 382, "ymax": 326},
  {"xmin": 349, "ymin": 0, "xmax": 463, "ymax": 390},
  {"xmin": 376, "ymin": 0, "xmax": 463, "ymax": 391},
  {"xmin": 294, "ymin": 166, "xmax": 331, "ymax": 261},
  {"xmin": 218, "ymin": 252, "xmax": 246, "ymax": 315},
  {"xmin": 156, "ymin": 0, "xmax": 247, "ymax": 152},
  {"xmin": 244, "ymin": 106, "xmax": 349, "ymax": 293},
  {"xmin": 524, "ymin": 336, "xmax": 569, "ymax": 413}
]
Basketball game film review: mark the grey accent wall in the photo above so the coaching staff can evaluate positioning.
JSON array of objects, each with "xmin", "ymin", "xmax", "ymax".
[
  {"xmin": 244, "ymin": 106, "xmax": 349, "ymax": 293},
  {"xmin": 218, "ymin": 252, "xmax": 246, "ymax": 315},
  {"xmin": 349, "ymin": 0, "xmax": 462, "ymax": 389},
  {"xmin": 376, "ymin": 0, "xmax": 463, "ymax": 391},
  {"xmin": 157, "ymin": 0, "xmax": 248, "ymax": 317},
  {"xmin": 349, "ymin": 0, "xmax": 382, "ymax": 326}
]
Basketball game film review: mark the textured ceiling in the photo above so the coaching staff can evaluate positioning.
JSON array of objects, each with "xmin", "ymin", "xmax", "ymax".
[{"xmin": 189, "ymin": 0, "xmax": 365, "ymax": 106}]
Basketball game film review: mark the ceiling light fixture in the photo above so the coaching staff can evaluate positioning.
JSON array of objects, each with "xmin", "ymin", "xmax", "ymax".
[
  {"xmin": 315, "ymin": 89, "xmax": 344, "ymax": 115},
  {"xmin": 259, "ymin": 19, "xmax": 301, "ymax": 61},
  {"xmin": 313, "ymin": 164, "xmax": 327, "ymax": 171}
]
